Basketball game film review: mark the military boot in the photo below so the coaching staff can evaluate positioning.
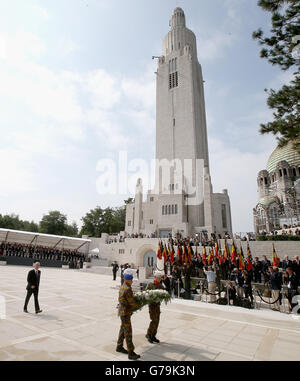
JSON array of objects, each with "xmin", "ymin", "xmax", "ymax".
[
  {"xmin": 128, "ymin": 351, "xmax": 141, "ymax": 360},
  {"xmin": 145, "ymin": 334, "xmax": 154, "ymax": 343},
  {"xmin": 116, "ymin": 346, "xmax": 128, "ymax": 354}
]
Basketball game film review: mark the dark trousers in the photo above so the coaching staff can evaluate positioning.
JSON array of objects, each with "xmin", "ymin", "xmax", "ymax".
[
  {"xmin": 254, "ymin": 272, "xmax": 261, "ymax": 283},
  {"xmin": 244, "ymin": 286, "xmax": 253, "ymax": 303},
  {"xmin": 287, "ymin": 290, "xmax": 298, "ymax": 310},
  {"xmin": 113, "ymin": 272, "xmax": 117, "ymax": 280},
  {"xmin": 24, "ymin": 289, "xmax": 40, "ymax": 312}
]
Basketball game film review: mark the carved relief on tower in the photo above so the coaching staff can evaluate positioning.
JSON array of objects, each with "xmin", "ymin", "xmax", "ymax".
[{"xmin": 184, "ymin": 44, "xmax": 192, "ymax": 59}]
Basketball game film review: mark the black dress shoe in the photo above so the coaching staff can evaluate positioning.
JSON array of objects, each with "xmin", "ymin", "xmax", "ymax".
[
  {"xmin": 128, "ymin": 351, "xmax": 141, "ymax": 360},
  {"xmin": 35, "ymin": 310, "xmax": 42, "ymax": 314},
  {"xmin": 145, "ymin": 334, "xmax": 154, "ymax": 343},
  {"xmin": 24, "ymin": 309, "xmax": 28, "ymax": 313},
  {"xmin": 152, "ymin": 336, "xmax": 160, "ymax": 343},
  {"xmin": 116, "ymin": 346, "xmax": 128, "ymax": 354}
]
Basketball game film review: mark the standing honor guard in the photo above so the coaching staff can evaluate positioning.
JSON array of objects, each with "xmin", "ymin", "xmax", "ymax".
[
  {"xmin": 145, "ymin": 271, "xmax": 165, "ymax": 344},
  {"xmin": 116, "ymin": 269, "xmax": 141, "ymax": 360},
  {"xmin": 24, "ymin": 262, "xmax": 42, "ymax": 314}
]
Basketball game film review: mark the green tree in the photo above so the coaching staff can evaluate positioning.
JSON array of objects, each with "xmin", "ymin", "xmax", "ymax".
[
  {"xmin": 0, "ymin": 214, "xmax": 39, "ymax": 232},
  {"xmin": 39, "ymin": 211, "xmax": 68, "ymax": 236},
  {"xmin": 80, "ymin": 204, "xmax": 126, "ymax": 237},
  {"xmin": 80, "ymin": 207, "xmax": 109, "ymax": 237},
  {"xmin": 65, "ymin": 222, "xmax": 79, "ymax": 237},
  {"xmin": 124, "ymin": 197, "xmax": 134, "ymax": 205},
  {"xmin": 21, "ymin": 220, "xmax": 39, "ymax": 233},
  {"xmin": 112, "ymin": 206, "xmax": 126, "ymax": 232},
  {"xmin": 252, "ymin": 0, "xmax": 300, "ymax": 150}
]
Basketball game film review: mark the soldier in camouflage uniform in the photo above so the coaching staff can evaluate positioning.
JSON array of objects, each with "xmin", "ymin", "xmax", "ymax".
[
  {"xmin": 116, "ymin": 269, "xmax": 141, "ymax": 360},
  {"xmin": 145, "ymin": 271, "xmax": 165, "ymax": 344}
]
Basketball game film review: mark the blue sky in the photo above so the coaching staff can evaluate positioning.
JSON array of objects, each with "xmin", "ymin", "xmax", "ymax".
[{"xmin": 0, "ymin": 0, "xmax": 293, "ymax": 233}]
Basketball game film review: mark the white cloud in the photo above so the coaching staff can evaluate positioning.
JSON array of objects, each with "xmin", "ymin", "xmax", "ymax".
[
  {"xmin": 194, "ymin": 0, "xmax": 245, "ymax": 62},
  {"xmin": 197, "ymin": 31, "xmax": 235, "ymax": 62},
  {"xmin": 209, "ymin": 136, "xmax": 274, "ymax": 232},
  {"xmin": 224, "ymin": 0, "xmax": 245, "ymax": 25},
  {"xmin": 57, "ymin": 38, "xmax": 81, "ymax": 57},
  {"xmin": 0, "ymin": 149, "xmax": 39, "ymax": 196},
  {"xmin": 121, "ymin": 76, "xmax": 155, "ymax": 111},
  {"xmin": 33, "ymin": 5, "xmax": 50, "ymax": 20},
  {"xmin": 0, "ymin": 27, "xmax": 158, "ymax": 169},
  {"xmin": 85, "ymin": 69, "xmax": 121, "ymax": 110}
]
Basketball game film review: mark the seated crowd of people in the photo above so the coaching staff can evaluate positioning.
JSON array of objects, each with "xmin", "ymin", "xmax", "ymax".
[
  {"xmin": 107, "ymin": 232, "xmax": 233, "ymax": 245},
  {"xmin": 261, "ymin": 223, "xmax": 300, "ymax": 236},
  {"xmin": 0, "ymin": 242, "xmax": 85, "ymax": 268}
]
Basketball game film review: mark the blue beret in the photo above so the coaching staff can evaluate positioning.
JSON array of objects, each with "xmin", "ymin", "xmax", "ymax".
[{"xmin": 124, "ymin": 273, "xmax": 133, "ymax": 280}]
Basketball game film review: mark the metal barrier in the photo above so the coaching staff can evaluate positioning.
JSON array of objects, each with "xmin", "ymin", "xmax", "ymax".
[{"xmin": 169, "ymin": 275, "xmax": 299, "ymax": 313}]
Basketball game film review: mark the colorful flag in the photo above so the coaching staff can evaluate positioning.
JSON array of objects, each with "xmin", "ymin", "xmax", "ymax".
[
  {"xmin": 218, "ymin": 244, "xmax": 223, "ymax": 265},
  {"xmin": 214, "ymin": 241, "xmax": 219, "ymax": 257},
  {"xmin": 246, "ymin": 242, "xmax": 253, "ymax": 271},
  {"xmin": 231, "ymin": 241, "xmax": 237, "ymax": 265},
  {"xmin": 170, "ymin": 245, "xmax": 174, "ymax": 264},
  {"xmin": 272, "ymin": 243, "xmax": 280, "ymax": 267},
  {"xmin": 223, "ymin": 239, "xmax": 228, "ymax": 262},
  {"xmin": 157, "ymin": 242, "xmax": 162, "ymax": 260},
  {"xmin": 208, "ymin": 247, "xmax": 214, "ymax": 265},
  {"xmin": 176, "ymin": 245, "xmax": 180, "ymax": 261},
  {"xmin": 188, "ymin": 245, "xmax": 192, "ymax": 263},
  {"xmin": 162, "ymin": 245, "xmax": 167, "ymax": 263},
  {"xmin": 239, "ymin": 245, "xmax": 245, "ymax": 271},
  {"xmin": 202, "ymin": 246, "xmax": 207, "ymax": 265}
]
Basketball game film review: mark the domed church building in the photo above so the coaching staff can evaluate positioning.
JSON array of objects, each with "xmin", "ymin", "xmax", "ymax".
[{"xmin": 253, "ymin": 141, "xmax": 300, "ymax": 234}]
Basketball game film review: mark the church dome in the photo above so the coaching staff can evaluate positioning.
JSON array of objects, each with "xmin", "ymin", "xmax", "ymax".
[
  {"xmin": 258, "ymin": 195, "xmax": 280, "ymax": 208},
  {"xmin": 266, "ymin": 141, "xmax": 300, "ymax": 173}
]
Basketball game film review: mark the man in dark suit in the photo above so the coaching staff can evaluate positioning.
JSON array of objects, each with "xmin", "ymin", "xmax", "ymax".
[
  {"xmin": 284, "ymin": 267, "xmax": 299, "ymax": 311},
  {"xmin": 162, "ymin": 274, "xmax": 171, "ymax": 295},
  {"xmin": 24, "ymin": 262, "xmax": 42, "ymax": 314},
  {"xmin": 112, "ymin": 261, "xmax": 119, "ymax": 281},
  {"xmin": 253, "ymin": 257, "xmax": 262, "ymax": 283},
  {"xmin": 282, "ymin": 256, "xmax": 292, "ymax": 271},
  {"xmin": 292, "ymin": 256, "xmax": 300, "ymax": 283}
]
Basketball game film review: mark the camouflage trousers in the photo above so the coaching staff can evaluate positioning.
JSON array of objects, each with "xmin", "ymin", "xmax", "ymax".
[
  {"xmin": 117, "ymin": 315, "xmax": 134, "ymax": 352},
  {"xmin": 147, "ymin": 306, "xmax": 160, "ymax": 337}
]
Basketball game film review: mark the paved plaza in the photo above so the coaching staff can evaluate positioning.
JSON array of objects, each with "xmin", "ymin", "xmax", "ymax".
[{"xmin": 0, "ymin": 265, "xmax": 300, "ymax": 361}]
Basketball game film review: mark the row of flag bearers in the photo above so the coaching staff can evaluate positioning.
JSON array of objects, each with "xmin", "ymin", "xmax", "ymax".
[{"xmin": 156, "ymin": 240, "xmax": 281, "ymax": 270}]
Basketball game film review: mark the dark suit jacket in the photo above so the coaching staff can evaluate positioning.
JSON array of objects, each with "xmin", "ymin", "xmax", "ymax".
[
  {"xmin": 282, "ymin": 260, "xmax": 292, "ymax": 270},
  {"xmin": 269, "ymin": 272, "xmax": 282, "ymax": 290},
  {"xmin": 26, "ymin": 269, "xmax": 41, "ymax": 291},
  {"xmin": 112, "ymin": 264, "xmax": 119, "ymax": 273}
]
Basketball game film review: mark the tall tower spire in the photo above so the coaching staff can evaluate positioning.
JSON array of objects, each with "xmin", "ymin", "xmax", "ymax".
[
  {"xmin": 170, "ymin": 7, "xmax": 186, "ymax": 29},
  {"xmin": 125, "ymin": 7, "xmax": 233, "ymax": 239},
  {"xmin": 155, "ymin": 8, "xmax": 210, "ymax": 223}
]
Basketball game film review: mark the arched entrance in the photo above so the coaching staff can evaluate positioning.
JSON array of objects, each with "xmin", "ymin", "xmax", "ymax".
[{"xmin": 143, "ymin": 250, "xmax": 157, "ymax": 268}]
